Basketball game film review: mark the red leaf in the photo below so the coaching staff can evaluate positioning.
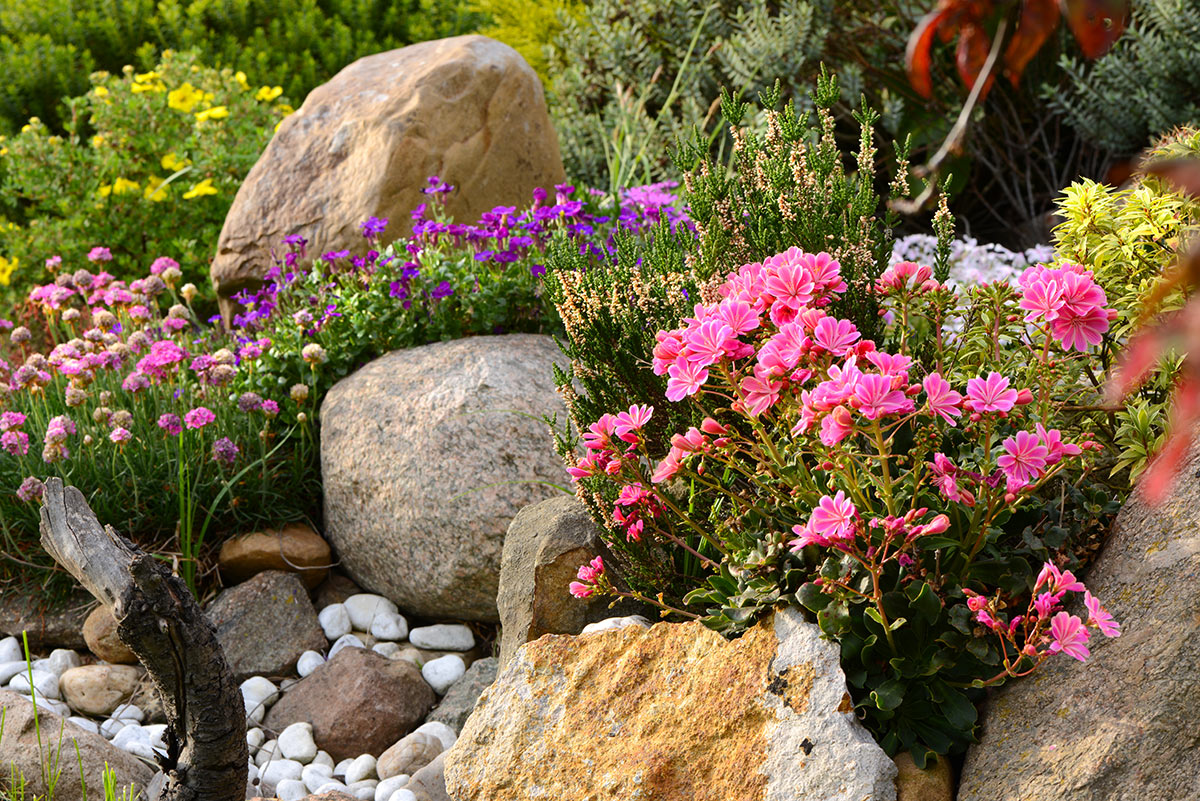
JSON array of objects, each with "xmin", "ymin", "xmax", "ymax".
[
  {"xmin": 1003, "ymin": 0, "xmax": 1061, "ymax": 85},
  {"xmin": 955, "ymin": 22, "xmax": 994, "ymax": 97},
  {"xmin": 907, "ymin": 6, "xmax": 955, "ymax": 99},
  {"xmin": 1061, "ymin": 0, "xmax": 1130, "ymax": 58},
  {"xmin": 1145, "ymin": 159, "xmax": 1200, "ymax": 201}
]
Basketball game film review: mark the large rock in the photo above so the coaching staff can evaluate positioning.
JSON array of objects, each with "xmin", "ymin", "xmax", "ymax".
[
  {"xmin": 218, "ymin": 523, "xmax": 332, "ymax": 589},
  {"xmin": 444, "ymin": 608, "xmax": 897, "ymax": 801},
  {"xmin": 498, "ymin": 496, "xmax": 629, "ymax": 664},
  {"xmin": 321, "ymin": 334, "xmax": 568, "ymax": 621},
  {"xmin": 206, "ymin": 571, "xmax": 327, "ymax": 680},
  {"xmin": 210, "ymin": 34, "xmax": 566, "ymax": 310},
  {"xmin": 426, "ymin": 657, "xmax": 497, "ymax": 733},
  {"xmin": 264, "ymin": 647, "xmax": 435, "ymax": 761},
  {"xmin": 0, "ymin": 690, "xmax": 154, "ymax": 801},
  {"xmin": 0, "ymin": 592, "xmax": 90, "ymax": 652},
  {"xmin": 82, "ymin": 605, "xmax": 137, "ymax": 664},
  {"xmin": 958, "ymin": 442, "xmax": 1200, "ymax": 801}
]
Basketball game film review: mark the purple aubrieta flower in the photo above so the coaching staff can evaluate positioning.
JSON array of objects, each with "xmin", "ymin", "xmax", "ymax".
[
  {"xmin": 211, "ymin": 437, "xmax": 239, "ymax": 466},
  {"xmin": 282, "ymin": 234, "xmax": 307, "ymax": 247},
  {"xmin": 321, "ymin": 250, "xmax": 350, "ymax": 264},
  {"xmin": 359, "ymin": 216, "xmax": 388, "ymax": 239},
  {"xmin": 530, "ymin": 264, "xmax": 547, "ymax": 277},
  {"xmin": 430, "ymin": 281, "xmax": 454, "ymax": 300},
  {"xmin": 157, "ymin": 414, "xmax": 182, "ymax": 436},
  {"xmin": 16, "ymin": 476, "xmax": 44, "ymax": 503},
  {"xmin": 183, "ymin": 407, "xmax": 216, "ymax": 429},
  {"xmin": 87, "ymin": 247, "xmax": 112, "ymax": 263}
]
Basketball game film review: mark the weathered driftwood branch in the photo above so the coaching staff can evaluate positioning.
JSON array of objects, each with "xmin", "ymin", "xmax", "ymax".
[{"xmin": 38, "ymin": 478, "xmax": 248, "ymax": 801}]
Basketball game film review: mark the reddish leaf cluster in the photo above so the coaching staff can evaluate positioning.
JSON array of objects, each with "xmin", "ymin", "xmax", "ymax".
[{"xmin": 906, "ymin": 0, "xmax": 1129, "ymax": 100}]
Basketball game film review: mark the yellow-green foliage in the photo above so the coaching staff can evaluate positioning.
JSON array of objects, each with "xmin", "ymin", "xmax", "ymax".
[{"xmin": 472, "ymin": 0, "xmax": 582, "ymax": 81}]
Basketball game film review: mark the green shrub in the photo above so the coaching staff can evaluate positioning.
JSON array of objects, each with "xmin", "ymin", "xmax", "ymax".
[
  {"xmin": 0, "ymin": 50, "xmax": 289, "ymax": 302},
  {"xmin": 0, "ymin": 0, "xmax": 480, "ymax": 136},
  {"xmin": 470, "ymin": 0, "xmax": 582, "ymax": 82}
]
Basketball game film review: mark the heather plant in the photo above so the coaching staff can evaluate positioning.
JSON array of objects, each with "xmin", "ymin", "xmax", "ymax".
[
  {"xmin": 0, "ymin": 50, "xmax": 291, "ymax": 300},
  {"xmin": 564, "ymin": 243, "xmax": 1126, "ymax": 764}
]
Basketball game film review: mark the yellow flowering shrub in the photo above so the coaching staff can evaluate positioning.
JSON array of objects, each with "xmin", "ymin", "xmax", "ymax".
[{"xmin": 0, "ymin": 50, "xmax": 291, "ymax": 302}]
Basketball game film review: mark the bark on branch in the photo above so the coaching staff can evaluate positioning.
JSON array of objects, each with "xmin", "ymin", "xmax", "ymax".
[{"xmin": 38, "ymin": 478, "xmax": 248, "ymax": 801}]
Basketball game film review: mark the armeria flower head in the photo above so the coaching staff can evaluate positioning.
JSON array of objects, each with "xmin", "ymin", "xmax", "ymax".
[
  {"xmin": 183, "ymin": 407, "xmax": 215, "ymax": 429},
  {"xmin": 1047, "ymin": 611, "xmax": 1090, "ymax": 661},
  {"xmin": 157, "ymin": 414, "xmax": 182, "ymax": 436},
  {"xmin": 87, "ymin": 247, "xmax": 112, "ymax": 263},
  {"xmin": 965, "ymin": 372, "xmax": 1019, "ymax": 413},
  {"xmin": 1, "ymin": 430, "xmax": 29, "ymax": 456},
  {"xmin": 922, "ymin": 372, "xmax": 963, "ymax": 425},
  {"xmin": 998, "ymin": 430, "xmax": 1049, "ymax": 488},
  {"xmin": 1084, "ymin": 591, "xmax": 1120, "ymax": 638},
  {"xmin": 16, "ymin": 476, "xmax": 44, "ymax": 503},
  {"xmin": 212, "ymin": 436, "xmax": 239, "ymax": 466}
]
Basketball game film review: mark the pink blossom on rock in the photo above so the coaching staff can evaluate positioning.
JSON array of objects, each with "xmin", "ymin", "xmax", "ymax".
[
  {"xmin": 1033, "ymin": 592, "xmax": 1058, "ymax": 618},
  {"xmin": 569, "ymin": 555, "xmax": 605, "ymax": 598},
  {"xmin": 1047, "ymin": 611, "xmax": 1091, "ymax": 661},
  {"xmin": 1084, "ymin": 591, "xmax": 1121, "ymax": 638}
]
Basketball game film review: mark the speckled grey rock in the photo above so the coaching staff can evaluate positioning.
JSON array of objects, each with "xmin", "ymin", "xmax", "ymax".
[
  {"xmin": 320, "ymin": 334, "xmax": 568, "ymax": 621},
  {"xmin": 405, "ymin": 752, "xmax": 452, "ymax": 801},
  {"xmin": 959, "ymin": 441, "xmax": 1200, "ymax": 801},
  {"xmin": 427, "ymin": 657, "xmax": 497, "ymax": 732},
  {"xmin": 0, "ymin": 592, "xmax": 90, "ymax": 651},
  {"xmin": 207, "ymin": 571, "xmax": 328, "ymax": 680}
]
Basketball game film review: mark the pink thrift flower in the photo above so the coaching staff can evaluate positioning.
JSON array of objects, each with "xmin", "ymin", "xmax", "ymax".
[
  {"xmin": 1084, "ymin": 591, "xmax": 1121, "ymax": 638},
  {"xmin": 965, "ymin": 372, "xmax": 1019, "ymax": 413},
  {"xmin": 1, "ymin": 430, "xmax": 29, "ymax": 456},
  {"xmin": 808, "ymin": 490, "xmax": 857, "ymax": 543},
  {"xmin": 183, "ymin": 407, "xmax": 215, "ymax": 429},
  {"xmin": 87, "ymin": 246, "xmax": 113, "ymax": 263},
  {"xmin": 157, "ymin": 414, "xmax": 182, "ymax": 436},
  {"xmin": 109, "ymin": 427, "xmax": 132, "ymax": 444},
  {"xmin": 922, "ymin": 372, "xmax": 963, "ymax": 425},
  {"xmin": 998, "ymin": 430, "xmax": 1050, "ymax": 487},
  {"xmin": 666, "ymin": 359, "xmax": 709, "ymax": 401},
  {"xmin": 1047, "ymin": 612, "xmax": 1091, "ymax": 661},
  {"xmin": 853, "ymin": 373, "xmax": 913, "ymax": 420}
]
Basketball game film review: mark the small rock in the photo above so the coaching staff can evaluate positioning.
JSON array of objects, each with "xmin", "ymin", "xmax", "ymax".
[
  {"xmin": 343, "ymin": 595, "xmax": 399, "ymax": 632},
  {"xmin": 894, "ymin": 752, "xmax": 954, "ymax": 801},
  {"xmin": 408, "ymin": 625, "xmax": 473, "ymax": 652},
  {"xmin": 329, "ymin": 633, "xmax": 365, "ymax": 659},
  {"xmin": 334, "ymin": 759, "xmax": 354, "ymax": 777},
  {"xmin": 279, "ymin": 721, "xmax": 319, "ymax": 764},
  {"xmin": 315, "ymin": 781, "xmax": 350, "ymax": 795},
  {"xmin": 256, "ymin": 739, "xmax": 280, "ymax": 768},
  {"xmin": 218, "ymin": 522, "xmax": 332, "ymax": 589},
  {"xmin": 421, "ymin": 655, "xmax": 465, "ymax": 695},
  {"xmin": 9, "ymin": 669, "xmax": 60, "ymax": 700},
  {"xmin": 208, "ymin": 571, "xmax": 328, "ymax": 679},
  {"xmin": 0, "ymin": 591, "xmax": 91, "ymax": 652},
  {"xmin": 247, "ymin": 727, "xmax": 266, "ymax": 749},
  {"xmin": 32, "ymin": 696, "xmax": 71, "ymax": 717},
  {"xmin": 580, "ymin": 614, "xmax": 651, "ymax": 635},
  {"xmin": 427, "ymin": 657, "xmax": 497, "ymax": 733},
  {"xmin": 59, "ymin": 664, "xmax": 142, "ymax": 716},
  {"xmin": 406, "ymin": 752, "xmax": 451, "ymax": 801},
  {"xmin": 99, "ymin": 718, "xmax": 128, "ymax": 739},
  {"xmin": 349, "ymin": 784, "xmax": 377, "ymax": 800},
  {"xmin": 414, "ymin": 722, "xmax": 457, "ymax": 752},
  {"xmin": 298, "ymin": 650, "xmax": 326, "ymax": 677},
  {"xmin": 370, "ymin": 612, "xmax": 409, "ymax": 642},
  {"xmin": 240, "ymin": 676, "xmax": 279, "ymax": 724},
  {"xmin": 261, "ymin": 758, "xmax": 305, "ymax": 789},
  {"xmin": 0, "ymin": 636, "xmax": 21, "ymax": 663},
  {"xmin": 110, "ymin": 702, "xmax": 144, "ymax": 722},
  {"xmin": 46, "ymin": 649, "xmax": 81, "ymax": 676},
  {"xmin": 110, "ymin": 723, "xmax": 149, "ymax": 752},
  {"xmin": 303, "ymin": 762, "xmax": 335, "ymax": 792},
  {"xmin": 387, "ymin": 791, "xmax": 417, "ymax": 801},
  {"xmin": 275, "ymin": 778, "xmax": 309, "ymax": 801},
  {"xmin": 67, "ymin": 716, "xmax": 100, "ymax": 735},
  {"xmin": 0, "ymin": 661, "xmax": 29, "ymax": 685},
  {"xmin": 372, "ymin": 642, "xmax": 401, "ymax": 659},
  {"xmin": 313, "ymin": 750, "xmax": 336, "ymax": 769},
  {"xmin": 351, "ymin": 631, "xmax": 378, "ymax": 650},
  {"xmin": 319, "ymin": 604, "xmax": 353, "ymax": 641},
  {"xmin": 374, "ymin": 776, "xmax": 410, "ymax": 801},
  {"xmin": 345, "ymin": 754, "xmax": 377, "ymax": 784},
  {"xmin": 81, "ymin": 606, "xmax": 138, "ymax": 664},
  {"xmin": 377, "ymin": 732, "xmax": 443, "ymax": 779}
]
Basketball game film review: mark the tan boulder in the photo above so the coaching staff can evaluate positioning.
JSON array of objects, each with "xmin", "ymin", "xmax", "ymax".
[
  {"xmin": 444, "ymin": 608, "xmax": 897, "ymax": 801},
  {"xmin": 81, "ymin": 604, "xmax": 137, "ymax": 664},
  {"xmin": 894, "ymin": 751, "xmax": 954, "ymax": 801},
  {"xmin": 59, "ymin": 664, "xmax": 144, "ymax": 717},
  {"xmin": 210, "ymin": 34, "xmax": 566, "ymax": 311},
  {"xmin": 218, "ymin": 522, "xmax": 331, "ymax": 589}
]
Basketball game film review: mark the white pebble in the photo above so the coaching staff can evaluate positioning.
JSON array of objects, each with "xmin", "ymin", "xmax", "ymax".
[
  {"xmin": 0, "ymin": 637, "xmax": 22, "ymax": 664},
  {"xmin": 0, "ymin": 661, "xmax": 28, "ymax": 686},
  {"xmin": 278, "ymin": 721, "xmax": 318, "ymax": 764},
  {"xmin": 328, "ymin": 633, "xmax": 365, "ymax": 659},
  {"xmin": 369, "ymin": 611, "xmax": 408, "ymax": 642},
  {"xmin": 316, "ymin": 780, "xmax": 349, "ymax": 794},
  {"xmin": 408, "ymin": 624, "xmax": 474, "ymax": 652},
  {"xmin": 240, "ymin": 676, "xmax": 278, "ymax": 723},
  {"xmin": 246, "ymin": 727, "xmax": 265, "ymax": 750},
  {"xmin": 110, "ymin": 702, "xmax": 144, "ymax": 722},
  {"xmin": 372, "ymin": 642, "xmax": 401, "ymax": 659},
  {"xmin": 581, "ymin": 614, "xmax": 651, "ymax": 635},
  {"xmin": 47, "ymin": 649, "xmax": 81, "ymax": 676},
  {"xmin": 302, "ymin": 763, "xmax": 334, "ymax": 793},
  {"xmin": 111, "ymin": 724, "xmax": 149, "ymax": 751},
  {"xmin": 344, "ymin": 754, "xmax": 377, "ymax": 784},
  {"xmin": 279, "ymin": 677, "xmax": 299, "ymax": 691},
  {"xmin": 145, "ymin": 724, "xmax": 168, "ymax": 750},
  {"xmin": 67, "ymin": 716, "xmax": 100, "ymax": 735},
  {"xmin": 100, "ymin": 718, "xmax": 128, "ymax": 739},
  {"xmin": 123, "ymin": 739, "xmax": 156, "ymax": 761},
  {"xmin": 349, "ymin": 783, "xmax": 377, "ymax": 800},
  {"xmin": 388, "ymin": 790, "xmax": 417, "ymax": 801},
  {"xmin": 333, "ymin": 758, "xmax": 354, "ymax": 777},
  {"xmin": 297, "ymin": 650, "xmax": 325, "ymax": 677},
  {"xmin": 260, "ymin": 758, "xmax": 304, "ymax": 789},
  {"xmin": 415, "ymin": 721, "xmax": 457, "ymax": 751},
  {"xmin": 374, "ymin": 776, "xmax": 410, "ymax": 801},
  {"xmin": 343, "ymin": 594, "xmax": 398, "ymax": 632},
  {"xmin": 318, "ymin": 603, "xmax": 352, "ymax": 641},
  {"xmin": 421, "ymin": 654, "xmax": 466, "ymax": 695},
  {"xmin": 255, "ymin": 739, "xmax": 280, "ymax": 768},
  {"xmin": 312, "ymin": 750, "xmax": 335, "ymax": 769},
  {"xmin": 275, "ymin": 778, "xmax": 308, "ymax": 801},
  {"xmin": 10, "ymin": 669, "xmax": 60, "ymax": 700},
  {"xmin": 33, "ymin": 696, "xmax": 70, "ymax": 717}
]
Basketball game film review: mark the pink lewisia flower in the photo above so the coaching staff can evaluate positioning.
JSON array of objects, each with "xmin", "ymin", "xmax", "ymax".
[
  {"xmin": 1034, "ymin": 562, "xmax": 1086, "ymax": 594},
  {"xmin": 1047, "ymin": 612, "xmax": 1091, "ymax": 661},
  {"xmin": 812, "ymin": 317, "xmax": 860, "ymax": 356},
  {"xmin": 582, "ymin": 414, "xmax": 618, "ymax": 453},
  {"xmin": 666, "ymin": 359, "xmax": 709, "ymax": 401},
  {"xmin": 801, "ymin": 251, "xmax": 846, "ymax": 294},
  {"xmin": 652, "ymin": 331, "xmax": 683, "ymax": 376},
  {"xmin": 183, "ymin": 407, "xmax": 215, "ymax": 429},
  {"xmin": 1018, "ymin": 276, "xmax": 1064, "ymax": 322},
  {"xmin": 1036, "ymin": 424, "xmax": 1082, "ymax": 465},
  {"xmin": 684, "ymin": 319, "xmax": 736, "ymax": 368},
  {"xmin": 651, "ymin": 448, "xmax": 684, "ymax": 483},
  {"xmin": 1033, "ymin": 592, "xmax": 1058, "ymax": 618},
  {"xmin": 965, "ymin": 372, "xmax": 1019, "ymax": 413},
  {"xmin": 613, "ymin": 404, "xmax": 653, "ymax": 443},
  {"xmin": 998, "ymin": 430, "xmax": 1049, "ymax": 487},
  {"xmin": 819, "ymin": 406, "xmax": 854, "ymax": 446},
  {"xmin": 922, "ymin": 373, "xmax": 962, "ymax": 425},
  {"xmin": 764, "ymin": 250, "xmax": 816, "ymax": 310},
  {"xmin": 853, "ymin": 373, "xmax": 913, "ymax": 420},
  {"xmin": 741, "ymin": 369, "xmax": 782, "ymax": 417},
  {"xmin": 1050, "ymin": 305, "xmax": 1111, "ymax": 352},
  {"xmin": 808, "ymin": 490, "xmax": 857, "ymax": 542},
  {"xmin": 1084, "ymin": 591, "xmax": 1120, "ymax": 638},
  {"xmin": 715, "ymin": 298, "xmax": 760, "ymax": 336},
  {"xmin": 569, "ymin": 555, "xmax": 605, "ymax": 598}
]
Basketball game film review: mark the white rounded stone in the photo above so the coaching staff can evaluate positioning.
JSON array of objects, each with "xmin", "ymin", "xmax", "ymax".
[
  {"xmin": 240, "ymin": 676, "xmax": 278, "ymax": 722},
  {"xmin": 46, "ymin": 649, "xmax": 81, "ymax": 676},
  {"xmin": 297, "ymin": 650, "xmax": 325, "ymax": 677},
  {"xmin": 302, "ymin": 762, "xmax": 334, "ymax": 793},
  {"xmin": 9, "ymin": 669, "xmax": 59, "ymax": 700},
  {"xmin": 414, "ymin": 721, "xmax": 457, "ymax": 751},
  {"xmin": 0, "ymin": 637, "xmax": 21, "ymax": 664},
  {"xmin": 275, "ymin": 778, "xmax": 308, "ymax": 801},
  {"xmin": 318, "ymin": 603, "xmax": 352, "ymax": 641},
  {"xmin": 110, "ymin": 702, "xmax": 144, "ymax": 722},
  {"xmin": 278, "ymin": 721, "xmax": 318, "ymax": 764},
  {"xmin": 408, "ymin": 624, "xmax": 474, "ymax": 652},
  {"xmin": 255, "ymin": 739, "xmax": 280, "ymax": 768},
  {"xmin": 581, "ymin": 614, "xmax": 651, "ymax": 635},
  {"xmin": 328, "ymin": 633, "xmax": 365, "ymax": 659},
  {"xmin": 32, "ymin": 696, "xmax": 70, "ymax": 717},
  {"xmin": 387, "ymin": 790, "xmax": 417, "ymax": 801},
  {"xmin": 67, "ymin": 716, "xmax": 100, "ymax": 735},
  {"xmin": 0, "ymin": 661, "xmax": 29, "ymax": 686},
  {"xmin": 260, "ymin": 758, "xmax": 304, "ymax": 789},
  {"xmin": 333, "ymin": 758, "xmax": 354, "ymax": 777},
  {"xmin": 372, "ymin": 642, "xmax": 401, "ymax": 658},
  {"xmin": 312, "ymin": 750, "xmax": 335, "ymax": 769},
  {"xmin": 369, "ymin": 611, "xmax": 408, "ymax": 642},
  {"xmin": 246, "ymin": 727, "xmax": 266, "ymax": 749},
  {"xmin": 316, "ymin": 780, "xmax": 349, "ymax": 794},
  {"xmin": 344, "ymin": 753, "xmax": 377, "ymax": 784},
  {"xmin": 374, "ymin": 775, "xmax": 411, "ymax": 801},
  {"xmin": 421, "ymin": 654, "xmax": 466, "ymax": 695},
  {"xmin": 343, "ymin": 594, "xmax": 399, "ymax": 632},
  {"xmin": 100, "ymin": 718, "xmax": 128, "ymax": 739},
  {"xmin": 111, "ymin": 724, "xmax": 148, "ymax": 751},
  {"xmin": 145, "ymin": 723, "xmax": 168, "ymax": 750},
  {"xmin": 350, "ymin": 784, "xmax": 377, "ymax": 800}
]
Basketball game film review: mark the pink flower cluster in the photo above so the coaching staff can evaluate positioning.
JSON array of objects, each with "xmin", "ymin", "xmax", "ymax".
[
  {"xmin": 875, "ymin": 260, "xmax": 945, "ymax": 295},
  {"xmin": 0, "ymin": 411, "xmax": 28, "ymax": 456},
  {"xmin": 1018, "ymin": 263, "xmax": 1115, "ymax": 352},
  {"xmin": 790, "ymin": 491, "xmax": 950, "ymax": 553},
  {"xmin": 930, "ymin": 422, "xmax": 1094, "ymax": 501},
  {"xmin": 568, "ymin": 555, "xmax": 605, "ymax": 598}
]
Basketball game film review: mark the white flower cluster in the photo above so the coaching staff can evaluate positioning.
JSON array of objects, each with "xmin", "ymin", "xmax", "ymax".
[{"xmin": 891, "ymin": 234, "xmax": 1055, "ymax": 288}]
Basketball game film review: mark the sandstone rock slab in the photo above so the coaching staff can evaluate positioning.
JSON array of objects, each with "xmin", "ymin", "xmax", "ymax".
[
  {"xmin": 207, "ymin": 571, "xmax": 328, "ymax": 680},
  {"xmin": 219, "ymin": 523, "xmax": 332, "ymax": 589},
  {"xmin": 0, "ymin": 592, "xmax": 90, "ymax": 652},
  {"xmin": 320, "ymin": 334, "xmax": 568, "ymax": 621},
  {"xmin": 444, "ymin": 608, "xmax": 896, "ymax": 801}
]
